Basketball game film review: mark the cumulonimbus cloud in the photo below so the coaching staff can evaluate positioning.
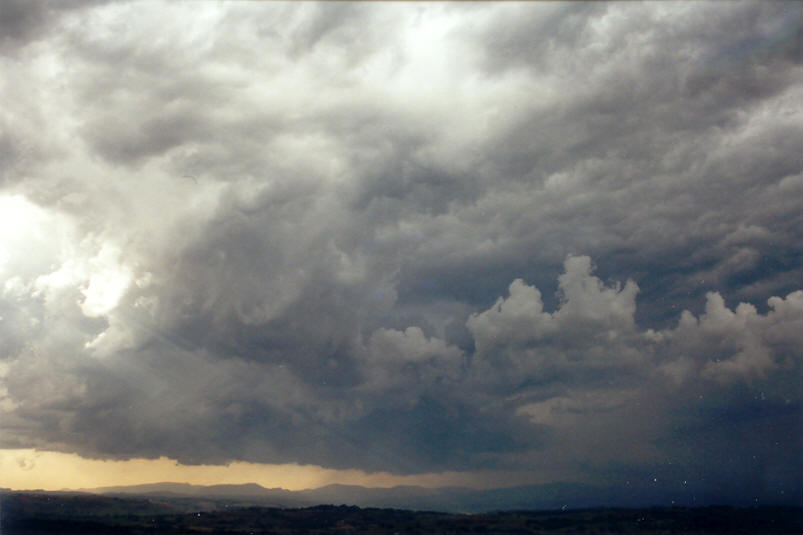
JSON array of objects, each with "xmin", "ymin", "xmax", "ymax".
[{"xmin": 0, "ymin": 0, "xmax": 800, "ymax": 500}]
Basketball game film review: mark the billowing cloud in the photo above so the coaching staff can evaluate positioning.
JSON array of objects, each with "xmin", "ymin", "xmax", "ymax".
[{"xmin": 0, "ymin": 0, "xmax": 800, "ymax": 503}]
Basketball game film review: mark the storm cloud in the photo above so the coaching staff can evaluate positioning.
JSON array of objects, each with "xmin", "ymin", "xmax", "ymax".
[{"xmin": 0, "ymin": 1, "xmax": 800, "ymax": 503}]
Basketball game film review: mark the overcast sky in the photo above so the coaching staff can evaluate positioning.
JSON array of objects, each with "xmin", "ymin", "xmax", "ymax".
[{"xmin": 0, "ymin": 1, "xmax": 801, "ymax": 504}]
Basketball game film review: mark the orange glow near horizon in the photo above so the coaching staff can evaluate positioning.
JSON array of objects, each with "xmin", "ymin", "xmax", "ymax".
[{"xmin": 0, "ymin": 449, "xmax": 548, "ymax": 492}]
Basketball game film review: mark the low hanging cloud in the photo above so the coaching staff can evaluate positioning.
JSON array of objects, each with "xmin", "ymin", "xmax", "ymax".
[
  {"xmin": 0, "ymin": 0, "xmax": 800, "ymax": 501},
  {"xmin": 3, "ymin": 248, "xmax": 800, "ymax": 478}
]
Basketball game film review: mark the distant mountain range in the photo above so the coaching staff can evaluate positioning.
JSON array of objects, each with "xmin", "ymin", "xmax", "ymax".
[
  {"xmin": 76, "ymin": 481, "xmax": 600, "ymax": 513},
  {"xmin": 69, "ymin": 480, "xmax": 786, "ymax": 513}
]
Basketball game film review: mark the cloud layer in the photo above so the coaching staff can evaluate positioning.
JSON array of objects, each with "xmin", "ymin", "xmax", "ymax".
[{"xmin": 0, "ymin": 1, "xmax": 800, "ymax": 502}]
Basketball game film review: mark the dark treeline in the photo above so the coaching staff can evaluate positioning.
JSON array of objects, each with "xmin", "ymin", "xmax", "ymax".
[{"xmin": 2, "ymin": 492, "xmax": 801, "ymax": 534}]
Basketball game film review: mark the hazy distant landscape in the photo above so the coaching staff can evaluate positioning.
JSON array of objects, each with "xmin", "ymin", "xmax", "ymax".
[
  {"xmin": 50, "ymin": 481, "xmax": 802, "ymax": 513},
  {"xmin": 3, "ymin": 490, "xmax": 801, "ymax": 535}
]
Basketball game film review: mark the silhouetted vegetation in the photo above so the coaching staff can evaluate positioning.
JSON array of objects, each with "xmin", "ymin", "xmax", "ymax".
[{"xmin": 2, "ymin": 492, "xmax": 801, "ymax": 534}]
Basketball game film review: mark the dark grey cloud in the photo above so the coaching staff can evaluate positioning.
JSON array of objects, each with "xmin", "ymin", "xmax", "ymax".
[
  {"xmin": 390, "ymin": 0, "xmax": 803, "ymax": 325},
  {"xmin": 0, "ymin": 0, "xmax": 101, "ymax": 55},
  {"xmin": 0, "ymin": 1, "xmax": 801, "ymax": 503}
]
